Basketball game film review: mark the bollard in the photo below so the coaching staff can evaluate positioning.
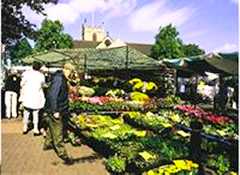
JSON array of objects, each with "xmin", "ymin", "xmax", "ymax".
[{"xmin": 190, "ymin": 120, "xmax": 205, "ymax": 175}]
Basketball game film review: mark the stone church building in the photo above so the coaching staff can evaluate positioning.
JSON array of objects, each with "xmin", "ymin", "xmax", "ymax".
[{"xmin": 73, "ymin": 21, "xmax": 153, "ymax": 56}]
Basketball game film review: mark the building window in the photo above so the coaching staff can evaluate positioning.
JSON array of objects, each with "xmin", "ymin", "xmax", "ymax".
[{"xmin": 93, "ymin": 33, "xmax": 97, "ymax": 41}]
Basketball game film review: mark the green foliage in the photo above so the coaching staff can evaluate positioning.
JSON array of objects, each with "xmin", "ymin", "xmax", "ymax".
[
  {"xmin": 140, "ymin": 137, "xmax": 189, "ymax": 161},
  {"xmin": 160, "ymin": 95, "xmax": 183, "ymax": 107},
  {"xmin": 2, "ymin": 0, "xmax": 58, "ymax": 45},
  {"xmin": 151, "ymin": 24, "xmax": 205, "ymax": 60},
  {"xmin": 123, "ymin": 112, "xmax": 173, "ymax": 133},
  {"xmin": 71, "ymin": 114, "xmax": 191, "ymax": 173},
  {"xmin": 183, "ymin": 44, "xmax": 205, "ymax": 57},
  {"xmin": 78, "ymin": 86, "xmax": 95, "ymax": 97},
  {"xmin": 105, "ymin": 156, "xmax": 126, "ymax": 173},
  {"xmin": 207, "ymin": 154, "xmax": 230, "ymax": 174},
  {"xmin": 105, "ymin": 89, "xmax": 125, "ymax": 98},
  {"xmin": 69, "ymin": 101, "xmax": 142, "ymax": 112},
  {"xmin": 151, "ymin": 24, "xmax": 185, "ymax": 60},
  {"xmin": 9, "ymin": 38, "xmax": 32, "ymax": 64},
  {"xmin": 34, "ymin": 19, "xmax": 73, "ymax": 51}
]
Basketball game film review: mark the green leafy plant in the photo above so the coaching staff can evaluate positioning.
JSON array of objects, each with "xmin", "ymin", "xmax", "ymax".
[
  {"xmin": 78, "ymin": 86, "xmax": 95, "ymax": 97},
  {"xmin": 105, "ymin": 156, "xmax": 126, "ymax": 173},
  {"xmin": 160, "ymin": 95, "xmax": 183, "ymax": 107},
  {"xmin": 105, "ymin": 89, "xmax": 125, "ymax": 98},
  {"xmin": 69, "ymin": 100, "xmax": 143, "ymax": 112},
  {"xmin": 207, "ymin": 154, "xmax": 230, "ymax": 175}
]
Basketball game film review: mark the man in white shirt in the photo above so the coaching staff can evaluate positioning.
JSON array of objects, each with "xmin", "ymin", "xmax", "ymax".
[{"xmin": 20, "ymin": 61, "xmax": 46, "ymax": 135}]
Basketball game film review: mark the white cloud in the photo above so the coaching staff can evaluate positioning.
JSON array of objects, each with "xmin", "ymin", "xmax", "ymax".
[
  {"xmin": 183, "ymin": 30, "xmax": 206, "ymax": 39},
  {"xmin": 23, "ymin": 0, "xmax": 137, "ymax": 27},
  {"xmin": 128, "ymin": 0, "xmax": 195, "ymax": 32},
  {"xmin": 231, "ymin": 0, "xmax": 238, "ymax": 4},
  {"xmin": 104, "ymin": 0, "xmax": 137, "ymax": 20},
  {"xmin": 214, "ymin": 43, "xmax": 238, "ymax": 52}
]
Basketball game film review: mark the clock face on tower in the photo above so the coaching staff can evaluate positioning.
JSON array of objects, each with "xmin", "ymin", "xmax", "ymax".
[{"xmin": 104, "ymin": 39, "xmax": 111, "ymax": 47}]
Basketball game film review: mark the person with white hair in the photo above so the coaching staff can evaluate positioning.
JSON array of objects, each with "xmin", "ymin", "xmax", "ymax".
[
  {"xmin": 20, "ymin": 61, "xmax": 46, "ymax": 136},
  {"xmin": 43, "ymin": 63, "xmax": 75, "ymax": 165},
  {"xmin": 4, "ymin": 69, "xmax": 21, "ymax": 119}
]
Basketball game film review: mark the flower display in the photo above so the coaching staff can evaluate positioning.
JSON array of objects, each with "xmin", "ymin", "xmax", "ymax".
[
  {"xmin": 105, "ymin": 89, "xmax": 125, "ymax": 98},
  {"xmin": 130, "ymin": 91, "xmax": 150, "ymax": 102},
  {"xmin": 128, "ymin": 78, "xmax": 158, "ymax": 93},
  {"xmin": 87, "ymin": 96, "xmax": 114, "ymax": 105},
  {"xmin": 78, "ymin": 86, "xmax": 95, "ymax": 97},
  {"xmin": 175, "ymin": 105, "xmax": 233, "ymax": 125},
  {"xmin": 146, "ymin": 160, "xmax": 198, "ymax": 175}
]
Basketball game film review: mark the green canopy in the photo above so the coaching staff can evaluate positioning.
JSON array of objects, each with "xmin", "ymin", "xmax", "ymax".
[
  {"xmin": 23, "ymin": 47, "xmax": 161, "ymax": 71},
  {"xmin": 163, "ymin": 52, "xmax": 238, "ymax": 76}
]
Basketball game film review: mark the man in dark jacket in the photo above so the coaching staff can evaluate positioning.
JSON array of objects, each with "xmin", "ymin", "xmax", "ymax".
[{"xmin": 43, "ymin": 63, "xmax": 75, "ymax": 165}]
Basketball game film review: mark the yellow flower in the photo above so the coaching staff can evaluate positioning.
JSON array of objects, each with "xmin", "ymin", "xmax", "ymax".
[
  {"xmin": 147, "ymin": 170, "xmax": 155, "ymax": 175},
  {"xmin": 170, "ymin": 114, "xmax": 181, "ymax": 123},
  {"xmin": 176, "ymin": 130, "xmax": 191, "ymax": 138},
  {"xmin": 129, "ymin": 78, "xmax": 142, "ymax": 85},
  {"xmin": 133, "ymin": 130, "xmax": 147, "ymax": 137},
  {"xmin": 174, "ymin": 160, "xmax": 189, "ymax": 170},
  {"xmin": 139, "ymin": 151, "xmax": 156, "ymax": 161},
  {"xmin": 230, "ymin": 172, "xmax": 237, "ymax": 175}
]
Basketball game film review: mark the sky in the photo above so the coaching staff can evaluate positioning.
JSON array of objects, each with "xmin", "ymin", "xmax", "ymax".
[{"xmin": 23, "ymin": 0, "xmax": 239, "ymax": 53}]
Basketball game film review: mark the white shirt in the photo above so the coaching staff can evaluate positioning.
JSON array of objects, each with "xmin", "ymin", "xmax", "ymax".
[{"xmin": 20, "ymin": 69, "xmax": 46, "ymax": 109}]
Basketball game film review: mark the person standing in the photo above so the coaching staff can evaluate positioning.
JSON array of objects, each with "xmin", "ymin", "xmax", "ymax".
[
  {"xmin": 43, "ymin": 63, "xmax": 75, "ymax": 165},
  {"xmin": 4, "ymin": 69, "xmax": 21, "ymax": 119},
  {"xmin": 20, "ymin": 61, "xmax": 45, "ymax": 135}
]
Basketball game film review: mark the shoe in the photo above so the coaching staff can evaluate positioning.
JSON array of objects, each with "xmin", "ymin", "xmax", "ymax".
[
  {"xmin": 63, "ymin": 157, "xmax": 74, "ymax": 165},
  {"xmin": 34, "ymin": 133, "xmax": 41, "ymax": 136},
  {"xmin": 23, "ymin": 131, "xmax": 28, "ymax": 135},
  {"xmin": 43, "ymin": 145, "xmax": 53, "ymax": 151}
]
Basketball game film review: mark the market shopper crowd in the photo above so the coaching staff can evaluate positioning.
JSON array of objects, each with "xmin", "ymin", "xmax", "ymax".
[{"xmin": 2, "ymin": 61, "xmax": 76, "ymax": 165}]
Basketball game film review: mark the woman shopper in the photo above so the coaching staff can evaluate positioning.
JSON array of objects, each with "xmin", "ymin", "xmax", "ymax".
[{"xmin": 20, "ymin": 61, "xmax": 45, "ymax": 135}]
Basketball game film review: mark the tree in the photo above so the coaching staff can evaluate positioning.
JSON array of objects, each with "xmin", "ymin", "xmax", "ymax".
[
  {"xmin": 183, "ymin": 44, "xmax": 205, "ymax": 57},
  {"xmin": 151, "ymin": 24, "xmax": 185, "ymax": 60},
  {"xmin": 34, "ymin": 19, "xmax": 73, "ymax": 51},
  {"xmin": 9, "ymin": 38, "xmax": 32, "ymax": 64},
  {"xmin": 2, "ymin": 0, "xmax": 58, "ymax": 45}
]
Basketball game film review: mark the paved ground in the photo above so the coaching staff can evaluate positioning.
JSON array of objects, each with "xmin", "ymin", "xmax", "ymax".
[{"xmin": 1, "ymin": 118, "xmax": 109, "ymax": 175}]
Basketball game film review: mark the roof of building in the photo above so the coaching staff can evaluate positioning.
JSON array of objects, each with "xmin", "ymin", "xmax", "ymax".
[
  {"xmin": 126, "ymin": 42, "xmax": 153, "ymax": 56},
  {"xmin": 73, "ymin": 40, "xmax": 100, "ymax": 48},
  {"xmin": 22, "ymin": 46, "xmax": 160, "ymax": 71},
  {"xmin": 73, "ymin": 40, "xmax": 153, "ymax": 56}
]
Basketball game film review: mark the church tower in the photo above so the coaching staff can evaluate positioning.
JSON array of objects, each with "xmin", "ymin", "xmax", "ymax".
[{"xmin": 81, "ymin": 19, "xmax": 106, "ymax": 42}]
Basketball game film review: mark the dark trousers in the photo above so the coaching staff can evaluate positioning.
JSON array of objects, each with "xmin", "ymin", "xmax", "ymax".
[{"xmin": 44, "ymin": 112, "xmax": 69, "ymax": 160}]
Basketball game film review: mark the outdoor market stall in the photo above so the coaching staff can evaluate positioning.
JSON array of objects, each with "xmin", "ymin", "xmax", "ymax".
[{"xmin": 22, "ymin": 49, "xmax": 239, "ymax": 174}]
